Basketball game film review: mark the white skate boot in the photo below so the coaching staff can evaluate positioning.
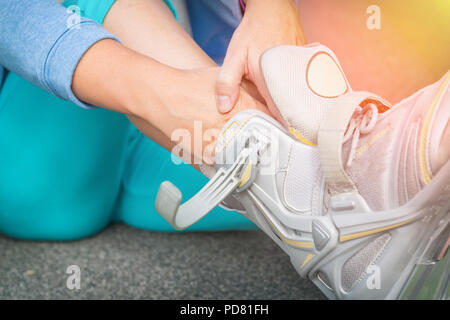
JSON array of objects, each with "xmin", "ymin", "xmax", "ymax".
[{"xmin": 155, "ymin": 44, "xmax": 449, "ymax": 300}]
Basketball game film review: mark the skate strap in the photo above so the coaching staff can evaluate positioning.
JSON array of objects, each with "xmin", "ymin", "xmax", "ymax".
[
  {"xmin": 318, "ymin": 91, "xmax": 377, "ymax": 195},
  {"xmin": 154, "ymin": 148, "xmax": 253, "ymax": 230}
]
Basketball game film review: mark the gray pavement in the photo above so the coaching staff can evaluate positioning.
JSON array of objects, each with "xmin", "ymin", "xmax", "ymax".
[{"xmin": 0, "ymin": 223, "xmax": 325, "ymax": 300}]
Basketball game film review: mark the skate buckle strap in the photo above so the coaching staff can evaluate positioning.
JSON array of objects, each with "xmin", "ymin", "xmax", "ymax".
[
  {"xmin": 155, "ymin": 148, "xmax": 254, "ymax": 230},
  {"xmin": 318, "ymin": 91, "xmax": 381, "ymax": 195}
]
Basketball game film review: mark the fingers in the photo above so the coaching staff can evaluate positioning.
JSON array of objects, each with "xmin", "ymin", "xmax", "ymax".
[{"xmin": 215, "ymin": 49, "xmax": 246, "ymax": 113}]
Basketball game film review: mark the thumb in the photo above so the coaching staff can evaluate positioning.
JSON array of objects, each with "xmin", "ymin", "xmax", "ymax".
[{"xmin": 216, "ymin": 51, "xmax": 246, "ymax": 113}]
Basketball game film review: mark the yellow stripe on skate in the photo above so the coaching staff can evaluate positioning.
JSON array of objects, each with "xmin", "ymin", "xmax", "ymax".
[
  {"xmin": 238, "ymin": 162, "xmax": 252, "ymax": 188},
  {"xmin": 300, "ymin": 254, "xmax": 316, "ymax": 269},
  {"xmin": 247, "ymin": 191, "xmax": 314, "ymax": 249},
  {"xmin": 265, "ymin": 211, "xmax": 314, "ymax": 249},
  {"xmin": 339, "ymin": 220, "xmax": 412, "ymax": 242},
  {"xmin": 289, "ymin": 127, "xmax": 317, "ymax": 146}
]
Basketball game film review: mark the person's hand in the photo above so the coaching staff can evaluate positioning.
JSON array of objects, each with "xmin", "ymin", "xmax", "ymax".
[
  {"xmin": 215, "ymin": 0, "xmax": 306, "ymax": 117},
  {"xmin": 130, "ymin": 66, "xmax": 269, "ymax": 168},
  {"xmin": 72, "ymin": 40, "xmax": 268, "ymax": 171}
]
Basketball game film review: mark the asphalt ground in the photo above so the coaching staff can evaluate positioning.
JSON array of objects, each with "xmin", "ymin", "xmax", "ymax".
[{"xmin": 0, "ymin": 223, "xmax": 325, "ymax": 299}]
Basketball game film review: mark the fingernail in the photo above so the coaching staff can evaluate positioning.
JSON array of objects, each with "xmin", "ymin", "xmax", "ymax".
[{"xmin": 217, "ymin": 95, "xmax": 232, "ymax": 113}]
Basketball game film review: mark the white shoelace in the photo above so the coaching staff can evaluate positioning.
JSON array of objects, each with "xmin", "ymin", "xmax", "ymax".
[{"xmin": 343, "ymin": 103, "xmax": 379, "ymax": 167}]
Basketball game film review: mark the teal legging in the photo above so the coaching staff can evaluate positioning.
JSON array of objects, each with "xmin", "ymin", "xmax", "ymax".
[{"xmin": 0, "ymin": 0, "xmax": 255, "ymax": 240}]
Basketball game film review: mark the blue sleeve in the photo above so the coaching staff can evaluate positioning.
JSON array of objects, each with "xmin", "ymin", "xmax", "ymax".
[{"xmin": 0, "ymin": 0, "xmax": 120, "ymax": 109}]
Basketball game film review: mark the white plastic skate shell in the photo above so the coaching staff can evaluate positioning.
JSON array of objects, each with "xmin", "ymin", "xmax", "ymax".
[{"xmin": 154, "ymin": 110, "xmax": 449, "ymax": 300}]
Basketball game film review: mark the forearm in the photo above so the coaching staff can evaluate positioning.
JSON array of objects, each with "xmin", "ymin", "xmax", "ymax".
[
  {"xmin": 70, "ymin": 0, "xmax": 213, "ymax": 158},
  {"xmin": 71, "ymin": 37, "xmax": 218, "ymax": 155},
  {"xmin": 97, "ymin": 0, "xmax": 217, "ymax": 154},
  {"xmin": 96, "ymin": 0, "xmax": 223, "ymax": 157},
  {"xmin": 103, "ymin": 0, "xmax": 215, "ymax": 69},
  {"xmin": 74, "ymin": 0, "xmax": 261, "ymax": 116},
  {"xmin": 244, "ymin": 0, "xmax": 306, "ymax": 45},
  {"xmin": 72, "ymin": 39, "xmax": 175, "ymax": 117}
]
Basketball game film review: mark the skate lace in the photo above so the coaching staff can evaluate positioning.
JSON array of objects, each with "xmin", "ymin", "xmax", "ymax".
[{"xmin": 343, "ymin": 103, "xmax": 379, "ymax": 167}]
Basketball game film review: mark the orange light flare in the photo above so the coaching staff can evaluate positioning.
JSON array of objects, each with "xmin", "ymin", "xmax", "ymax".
[{"xmin": 295, "ymin": 0, "xmax": 450, "ymax": 104}]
